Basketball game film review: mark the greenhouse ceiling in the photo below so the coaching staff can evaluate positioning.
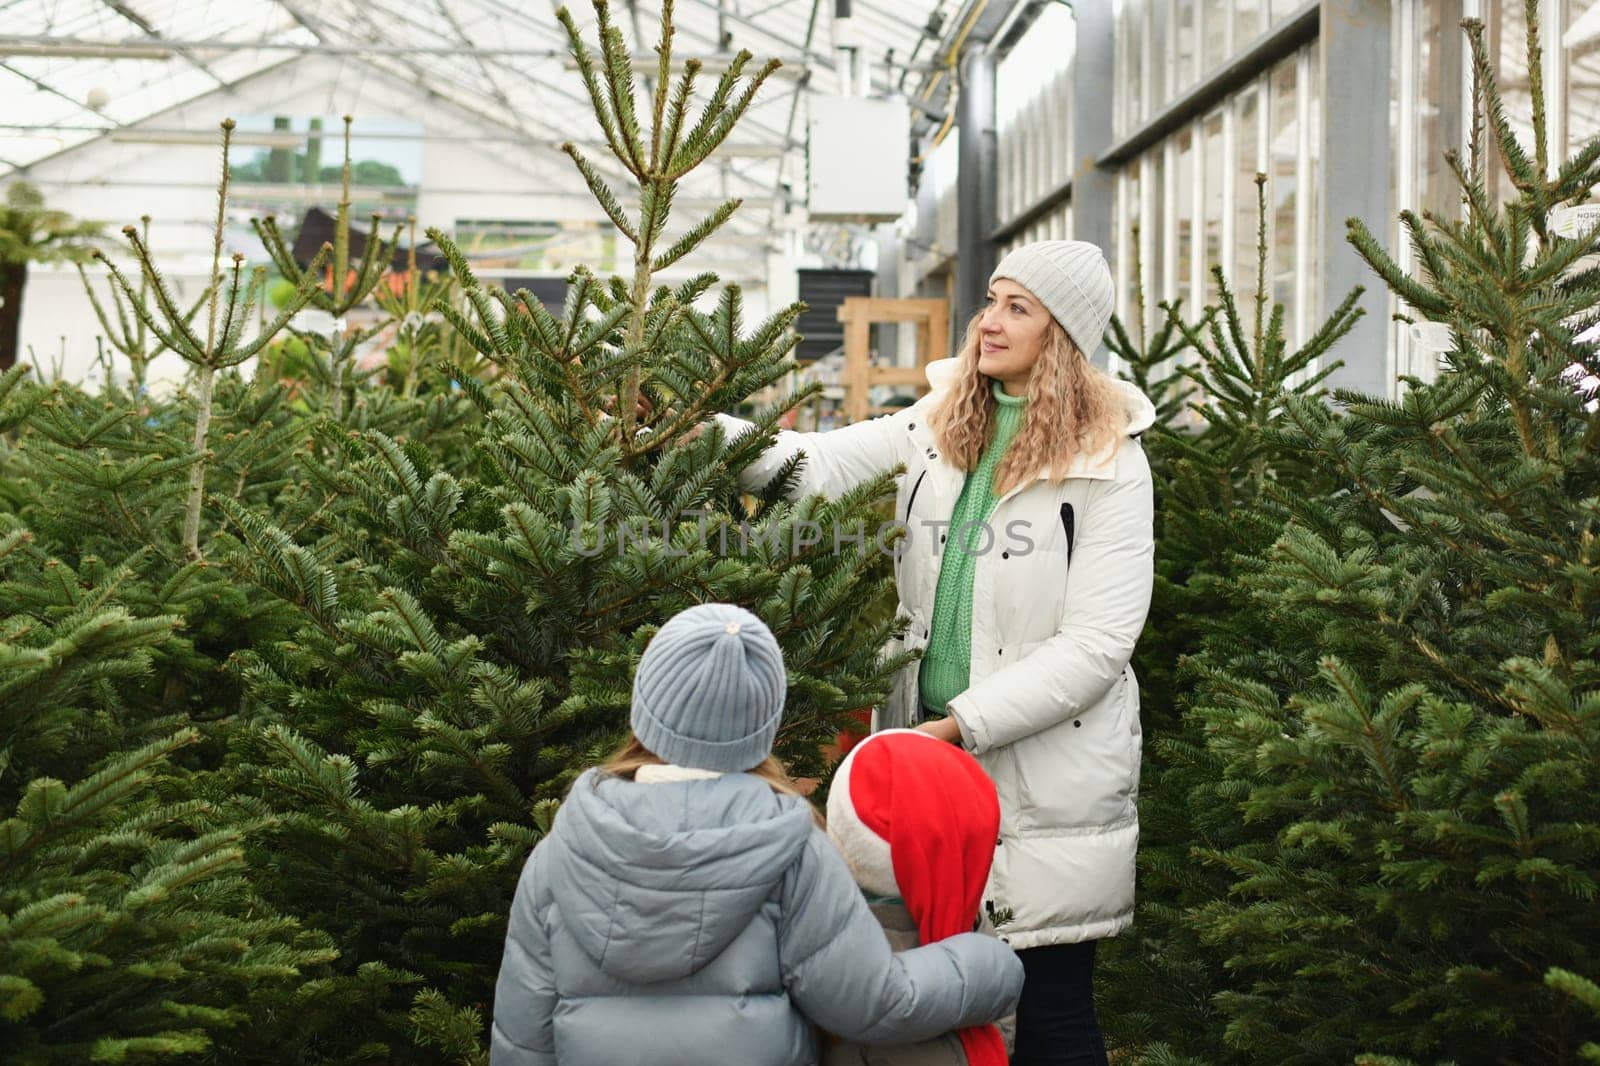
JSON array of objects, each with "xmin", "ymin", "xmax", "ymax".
[{"xmin": 0, "ymin": 0, "xmax": 961, "ymax": 266}]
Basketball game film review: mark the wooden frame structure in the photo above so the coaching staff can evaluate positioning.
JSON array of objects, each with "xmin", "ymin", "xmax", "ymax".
[{"xmin": 837, "ymin": 297, "xmax": 950, "ymax": 423}]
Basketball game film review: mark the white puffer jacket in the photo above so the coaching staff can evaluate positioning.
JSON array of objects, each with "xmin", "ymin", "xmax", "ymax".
[{"xmin": 717, "ymin": 360, "xmax": 1156, "ymax": 948}]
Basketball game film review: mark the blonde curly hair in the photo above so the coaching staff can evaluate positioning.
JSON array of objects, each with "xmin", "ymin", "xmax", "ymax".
[{"xmin": 928, "ymin": 312, "xmax": 1127, "ymax": 497}]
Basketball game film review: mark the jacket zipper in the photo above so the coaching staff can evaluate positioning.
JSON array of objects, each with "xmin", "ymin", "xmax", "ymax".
[{"xmin": 1059, "ymin": 502, "xmax": 1075, "ymax": 565}]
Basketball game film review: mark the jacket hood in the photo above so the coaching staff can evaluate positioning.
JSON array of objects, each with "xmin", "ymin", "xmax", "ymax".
[
  {"xmin": 922, "ymin": 359, "xmax": 1157, "ymax": 437},
  {"xmin": 544, "ymin": 768, "xmax": 815, "ymax": 983}
]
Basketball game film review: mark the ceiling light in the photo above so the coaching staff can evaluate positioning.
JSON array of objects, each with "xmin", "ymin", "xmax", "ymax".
[
  {"xmin": 110, "ymin": 128, "xmax": 307, "ymax": 148},
  {"xmin": 0, "ymin": 39, "xmax": 174, "ymax": 60}
]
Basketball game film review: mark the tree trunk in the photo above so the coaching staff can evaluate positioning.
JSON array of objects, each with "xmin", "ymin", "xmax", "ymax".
[
  {"xmin": 0, "ymin": 262, "xmax": 26, "ymax": 372},
  {"xmin": 182, "ymin": 362, "xmax": 217, "ymax": 559}
]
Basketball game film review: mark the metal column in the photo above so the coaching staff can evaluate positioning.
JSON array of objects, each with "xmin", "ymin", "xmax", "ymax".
[
  {"xmin": 956, "ymin": 47, "xmax": 998, "ymax": 328},
  {"xmin": 1320, "ymin": 0, "xmax": 1393, "ymax": 395},
  {"xmin": 1069, "ymin": 0, "xmax": 1116, "ymax": 275}
]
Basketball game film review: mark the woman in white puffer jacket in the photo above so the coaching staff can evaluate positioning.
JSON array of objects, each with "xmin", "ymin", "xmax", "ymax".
[{"xmin": 715, "ymin": 241, "xmax": 1155, "ymax": 1066}]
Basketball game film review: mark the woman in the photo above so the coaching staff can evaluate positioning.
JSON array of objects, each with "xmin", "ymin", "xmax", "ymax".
[{"xmin": 714, "ymin": 240, "xmax": 1155, "ymax": 1066}]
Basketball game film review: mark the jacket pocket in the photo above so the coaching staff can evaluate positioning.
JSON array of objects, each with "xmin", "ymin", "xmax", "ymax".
[
  {"xmin": 1010, "ymin": 675, "xmax": 1136, "ymax": 831},
  {"xmin": 892, "ymin": 468, "xmax": 928, "ymax": 592},
  {"xmin": 903, "ymin": 469, "xmax": 928, "ymax": 525},
  {"xmin": 991, "ymin": 543, "xmax": 1068, "ymax": 649}
]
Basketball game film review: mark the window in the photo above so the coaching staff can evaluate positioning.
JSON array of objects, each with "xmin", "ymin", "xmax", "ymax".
[
  {"xmin": 1234, "ymin": 84, "xmax": 1266, "ymax": 327},
  {"xmin": 1269, "ymin": 57, "xmax": 1300, "ymax": 341},
  {"xmin": 1202, "ymin": 0, "xmax": 1231, "ymax": 71},
  {"xmin": 1566, "ymin": 0, "xmax": 1600, "ymax": 155},
  {"xmin": 1176, "ymin": 0, "xmax": 1199, "ymax": 98},
  {"xmin": 1175, "ymin": 127, "xmax": 1198, "ymax": 315},
  {"xmin": 1201, "ymin": 108, "xmax": 1226, "ymax": 308},
  {"xmin": 1237, "ymin": 0, "xmax": 1264, "ymax": 50},
  {"xmin": 1115, "ymin": 158, "xmax": 1143, "ymax": 337},
  {"xmin": 996, "ymin": 2, "xmax": 1076, "ymax": 230},
  {"xmin": 1112, "ymin": 45, "xmax": 1318, "ymax": 359}
]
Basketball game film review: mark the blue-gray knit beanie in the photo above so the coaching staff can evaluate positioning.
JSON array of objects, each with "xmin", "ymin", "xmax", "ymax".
[{"xmin": 630, "ymin": 603, "xmax": 787, "ymax": 772}]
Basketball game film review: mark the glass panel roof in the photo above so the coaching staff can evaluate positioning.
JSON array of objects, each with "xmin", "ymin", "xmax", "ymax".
[{"xmin": 0, "ymin": 0, "xmax": 949, "ymax": 205}]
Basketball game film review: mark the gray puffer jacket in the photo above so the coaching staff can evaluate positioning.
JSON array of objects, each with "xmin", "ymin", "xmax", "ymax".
[
  {"xmin": 824, "ymin": 900, "xmax": 1015, "ymax": 1066},
  {"xmin": 490, "ymin": 769, "xmax": 1024, "ymax": 1066}
]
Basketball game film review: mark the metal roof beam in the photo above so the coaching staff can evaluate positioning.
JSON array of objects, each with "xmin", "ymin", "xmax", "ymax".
[
  {"xmin": 0, "ymin": 34, "xmax": 567, "ymax": 58},
  {"xmin": 0, "ymin": 122, "xmax": 787, "ymax": 155},
  {"xmin": 672, "ymin": 0, "xmax": 943, "ymax": 117},
  {"xmin": 95, "ymin": 0, "xmax": 230, "ymax": 89},
  {"xmin": 0, "ymin": 59, "xmax": 116, "ymax": 119},
  {"xmin": 0, "ymin": 51, "xmax": 309, "ymax": 176}
]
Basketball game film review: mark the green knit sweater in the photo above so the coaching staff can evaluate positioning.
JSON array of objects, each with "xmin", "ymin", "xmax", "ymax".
[{"xmin": 918, "ymin": 382, "xmax": 1028, "ymax": 717}]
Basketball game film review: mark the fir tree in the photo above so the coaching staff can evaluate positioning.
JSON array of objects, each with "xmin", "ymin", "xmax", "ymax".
[
  {"xmin": 77, "ymin": 215, "xmax": 210, "ymax": 393},
  {"xmin": 370, "ymin": 218, "xmax": 467, "ymax": 400},
  {"xmin": 213, "ymin": 1, "xmax": 911, "ymax": 1059},
  {"xmin": 1546, "ymin": 969, "xmax": 1600, "ymax": 1064},
  {"xmin": 92, "ymin": 120, "xmax": 329, "ymax": 560},
  {"xmin": 1098, "ymin": 176, "xmax": 1364, "ymax": 1064},
  {"xmin": 0, "ymin": 506, "xmax": 334, "ymax": 1064},
  {"xmin": 253, "ymin": 116, "xmax": 402, "ymax": 422},
  {"xmin": 1171, "ymin": 7, "xmax": 1600, "ymax": 1061}
]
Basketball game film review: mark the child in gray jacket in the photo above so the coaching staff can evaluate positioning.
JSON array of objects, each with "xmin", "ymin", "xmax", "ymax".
[
  {"xmin": 490, "ymin": 603, "xmax": 1024, "ymax": 1066},
  {"xmin": 823, "ymin": 729, "xmax": 1013, "ymax": 1066}
]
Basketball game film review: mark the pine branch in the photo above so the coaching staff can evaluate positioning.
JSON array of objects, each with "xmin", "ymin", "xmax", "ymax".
[
  {"xmin": 651, "ymin": 198, "xmax": 741, "ymax": 271},
  {"xmin": 560, "ymin": 144, "xmax": 641, "ymax": 242},
  {"xmin": 557, "ymin": 5, "xmax": 631, "ymax": 170}
]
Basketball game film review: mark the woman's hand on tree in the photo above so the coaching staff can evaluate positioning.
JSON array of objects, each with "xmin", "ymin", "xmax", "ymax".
[{"xmin": 600, "ymin": 391, "xmax": 655, "ymax": 421}]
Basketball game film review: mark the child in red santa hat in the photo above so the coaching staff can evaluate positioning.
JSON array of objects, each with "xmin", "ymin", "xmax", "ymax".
[{"xmin": 824, "ymin": 729, "xmax": 1014, "ymax": 1066}]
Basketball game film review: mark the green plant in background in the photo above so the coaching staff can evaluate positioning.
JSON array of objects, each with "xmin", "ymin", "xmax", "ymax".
[
  {"xmin": 0, "ymin": 500, "xmax": 335, "ymax": 1065},
  {"xmin": 1545, "ymin": 969, "xmax": 1600, "ymax": 1064},
  {"xmin": 371, "ymin": 218, "xmax": 468, "ymax": 399},
  {"xmin": 253, "ymin": 116, "xmax": 400, "ymax": 421},
  {"xmin": 0, "ymin": 182, "xmax": 104, "ymax": 373},
  {"xmin": 93, "ymin": 119, "xmax": 329, "ymax": 560},
  {"xmin": 1099, "ymin": 174, "xmax": 1364, "ymax": 1065},
  {"xmin": 77, "ymin": 215, "xmax": 213, "ymax": 394}
]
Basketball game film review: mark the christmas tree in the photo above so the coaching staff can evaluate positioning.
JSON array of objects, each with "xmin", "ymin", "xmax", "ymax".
[
  {"xmin": 210, "ymin": 0, "xmax": 912, "ymax": 1058},
  {"xmin": 0, "ymin": 364, "xmax": 335, "ymax": 1064},
  {"xmin": 0, "ymin": 113, "xmax": 480, "ymax": 1060},
  {"xmin": 1161, "ymin": 7, "xmax": 1600, "ymax": 1061},
  {"xmin": 1098, "ymin": 177, "xmax": 1364, "ymax": 1064}
]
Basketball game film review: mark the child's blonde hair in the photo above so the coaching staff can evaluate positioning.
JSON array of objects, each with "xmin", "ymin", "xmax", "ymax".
[{"xmin": 599, "ymin": 734, "xmax": 824, "ymax": 826}]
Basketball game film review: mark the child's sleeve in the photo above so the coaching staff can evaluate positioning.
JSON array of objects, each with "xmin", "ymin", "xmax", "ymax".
[
  {"xmin": 776, "ymin": 830, "xmax": 1024, "ymax": 1045},
  {"xmin": 490, "ymin": 845, "xmax": 558, "ymax": 1066}
]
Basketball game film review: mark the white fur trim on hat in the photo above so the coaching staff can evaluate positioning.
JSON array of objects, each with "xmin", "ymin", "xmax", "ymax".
[{"xmin": 825, "ymin": 729, "xmax": 944, "ymax": 898}]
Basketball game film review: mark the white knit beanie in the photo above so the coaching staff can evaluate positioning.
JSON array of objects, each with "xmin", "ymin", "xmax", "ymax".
[{"xmin": 990, "ymin": 240, "xmax": 1115, "ymax": 358}]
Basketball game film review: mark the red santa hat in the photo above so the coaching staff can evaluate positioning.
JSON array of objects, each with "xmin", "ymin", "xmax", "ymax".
[{"xmin": 826, "ymin": 729, "xmax": 1007, "ymax": 1066}]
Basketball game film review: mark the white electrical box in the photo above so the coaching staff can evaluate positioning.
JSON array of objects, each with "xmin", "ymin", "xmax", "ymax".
[{"xmin": 806, "ymin": 95, "xmax": 911, "ymax": 223}]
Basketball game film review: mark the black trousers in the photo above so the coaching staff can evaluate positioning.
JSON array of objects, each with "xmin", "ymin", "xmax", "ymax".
[{"xmin": 1010, "ymin": 940, "xmax": 1108, "ymax": 1066}]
